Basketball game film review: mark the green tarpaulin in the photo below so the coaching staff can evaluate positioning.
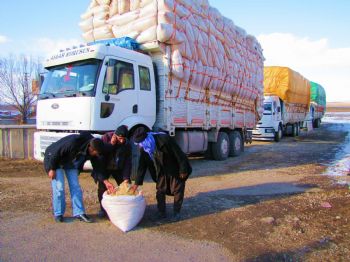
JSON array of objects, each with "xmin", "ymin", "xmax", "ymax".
[{"xmin": 310, "ymin": 81, "xmax": 326, "ymax": 107}]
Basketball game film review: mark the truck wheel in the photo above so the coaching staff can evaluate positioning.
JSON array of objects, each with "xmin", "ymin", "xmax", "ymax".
[
  {"xmin": 296, "ymin": 123, "xmax": 300, "ymax": 136},
  {"xmin": 292, "ymin": 124, "xmax": 297, "ymax": 137},
  {"xmin": 274, "ymin": 126, "xmax": 282, "ymax": 142},
  {"xmin": 205, "ymin": 142, "xmax": 213, "ymax": 159},
  {"xmin": 314, "ymin": 119, "xmax": 320, "ymax": 128},
  {"xmin": 229, "ymin": 130, "xmax": 243, "ymax": 157},
  {"xmin": 211, "ymin": 132, "xmax": 229, "ymax": 160}
]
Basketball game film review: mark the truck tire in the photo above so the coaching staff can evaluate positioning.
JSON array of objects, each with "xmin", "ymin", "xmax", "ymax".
[
  {"xmin": 229, "ymin": 130, "xmax": 243, "ymax": 157},
  {"xmin": 205, "ymin": 142, "xmax": 213, "ymax": 159},
  {"xmin": 274, "ymin": 126, "xmax": 282, "ymax": 142},
  {"xmin": 292, "ymin": 123, "xmax": 297, "ymax": 137},
  {"xmin": 314, "ymin": 119, "xmax": 320, "ymax": 128},
  {"xmin": 211, "ymin": 132, "xmax": 229, "ymax": 160},
  {"xmin": 296, "ymin": 123, "xmax": 300, "ymax": 136}
]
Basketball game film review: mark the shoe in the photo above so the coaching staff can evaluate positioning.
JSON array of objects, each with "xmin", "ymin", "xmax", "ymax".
[
  {"xmin": 97, "ymin": 209, "xmax": 107, "ymax": 218},
  {"xmin": 157, "ymin": 211, "xmax": 167, "ymax": 220},
  {"xmin": 54, "ymin": 215, "xmax": 64, "ymax": 223},
  {"xmin": 75, "ymin": 214, "xmax": 93, "ymax": 223},
  {"xmin": 172, "ymin": 212, "xmax": 181, "ymax": 222}
]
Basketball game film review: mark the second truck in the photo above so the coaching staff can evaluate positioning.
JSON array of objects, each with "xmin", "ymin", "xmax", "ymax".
[{"xmin": 253, "ymin": 66, "xmax": 310, "ymax": 142}]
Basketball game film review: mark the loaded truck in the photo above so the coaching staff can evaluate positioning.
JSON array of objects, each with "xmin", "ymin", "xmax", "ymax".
[
  {"xmin": 307, "ymin": 81, "xmax": 326, "ymax": 128},
  {"xmin": 34, "ymin": 40, "xmax": 263, "ymax": 162},
  {"xmin": 253, "ymin": 66, "xmax": 310, "ymax": 142},
  {"xmin": 34, "ymin": 0, "xmax": 265, "ymax": 164}
]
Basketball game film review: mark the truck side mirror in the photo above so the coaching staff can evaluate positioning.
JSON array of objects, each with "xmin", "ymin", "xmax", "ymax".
[{"xmin": 32, "ymin": 79, "xmax": 40, "ymax": 94}]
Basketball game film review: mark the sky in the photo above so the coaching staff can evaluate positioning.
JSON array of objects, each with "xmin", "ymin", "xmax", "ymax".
[{"xmin": 0, "ymin": 0, "xmax": 349, "ymax": 102}]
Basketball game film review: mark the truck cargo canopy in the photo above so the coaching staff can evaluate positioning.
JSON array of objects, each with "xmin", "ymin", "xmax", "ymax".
[
  {"xmin": 310, "ymin": 81, "xmax": 326, "ymax": 107},
  {"xmin": 264, "ymin": 66, "xmax": 310, "ymax": 106}
]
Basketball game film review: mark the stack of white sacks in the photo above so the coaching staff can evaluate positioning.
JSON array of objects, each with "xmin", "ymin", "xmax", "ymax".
[{"xmin": 80, "ymin": 0, "xmax": 264, "ymax": 116}]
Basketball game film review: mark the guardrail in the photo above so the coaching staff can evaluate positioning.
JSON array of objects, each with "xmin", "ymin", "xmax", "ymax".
[{"xmin": 0, "ymin": 125, "xmax": 36, "ymax": 159}]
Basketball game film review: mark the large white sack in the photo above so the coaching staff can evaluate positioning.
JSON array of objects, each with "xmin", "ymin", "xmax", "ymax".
[
  {"xmin": 171, "ymin": 48, "xmax": 184, "ymax": 79},
  {"xmin": 158, "ymin": 0, "xmax": 174, "ymax": 12},
  {"xmin": 82, "ymin": 30, "xmax": 94, "ymax": 42},
  {"xmin": 97, "ymin": 0, "xmax": 111, "ymax": 5},
  {"xmin": 94, "ymin": 25, "xmax": 113, "ymax": 40},
  {"xmin": 174, "ymin": 38, "xmax": 192, "ymax": 60},
  {"xmin": 176, "ymin": 0, "xmax": 201, "ymax": 16},
  {"xmin": 158, "ymin": 11, "xmax": 186, "ymax": 32},
  {"xmin": 112, "ymin": 24, "xmax": 136, "ymax": 38},
  {"xmin": 93, "ymin": 18, "xmax": 107, "ymax": 28},
  {"xmin": 182, "ymin": 58, "xmax": 190, "ymax": 83},
  {"xmin": 118, "ymin": 0, "xmax": 130, "ymax": 15},
  {"xmin": 92, "ymin": 4, "xmax": 110, "ymax": 14},
  {"xmin": 88, "ymin": 0, "xmax": 99, "ymax": 9},
  {"xmin": 136, "ymin": 25, "xmax": 157, "ymax": 44},
  {"xmin": 109, "ymin": 0, "xmax": 119, "ymax": 16},
  {"xmin": 130, "ymin": 0, "xmax": 141, "ymax": 11},
  {"xmin": 108, "ymin": 10, "xmax": 140, "ymax": 26},
  {"xmin": 79, "ymin": 17, "xmax": 93, "ymax": 32},
  {"xmin": 94, "ymin": 10, "xmax": 110, "ymax": 20},
  {"xmin": 139, "ymin": 1, "xmax": 157, "ymax": 17},
  {"xmin": 140, "ymin": 0, "xmax": 154, "ymax": 8},
  {"xmin": 81, "ymin": 10, "xmax": 93, "ymax": 21},
  {"xmin": 157, "ymin": 23, "xmax": 185, "ymax": 44},
  {"xmin": 132, "ymin": 15, "xmax": 157, "ymax": 33},
  {"xmin": 102, "ymin": 192, "xmax": 146, "ymax": 232}
]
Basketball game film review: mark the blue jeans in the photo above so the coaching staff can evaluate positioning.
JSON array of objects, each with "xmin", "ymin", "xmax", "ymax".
[{"xmin": 51, "ymin": 169, "xmax": 85, "ymax": 217}]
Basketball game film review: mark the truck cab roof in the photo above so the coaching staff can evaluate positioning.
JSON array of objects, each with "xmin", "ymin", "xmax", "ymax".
[{"xmin": 44, "ymin": 43, "xmax": 153, "ymax": 68}]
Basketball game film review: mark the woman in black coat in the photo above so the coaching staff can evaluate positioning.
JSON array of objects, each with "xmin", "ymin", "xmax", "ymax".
[{"xmin": 130, "ymin": 128, "xmax": 192, "ymax": 221}]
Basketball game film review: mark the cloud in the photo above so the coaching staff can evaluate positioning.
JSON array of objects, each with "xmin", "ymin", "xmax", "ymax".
[
  {"xmin": 31, "ymin": 37, "xmax": 82, "ymax": 57},
  {"xmin": 258, "ymin": 33, "xmax": 350, "ymax": 102},
  {"xmin": 0, "ymin": 35, "xmax": 9, "ymax": 44},
  {"xmin": 0, "ymin": 36, "xmax": 83, "ymax": 58}
]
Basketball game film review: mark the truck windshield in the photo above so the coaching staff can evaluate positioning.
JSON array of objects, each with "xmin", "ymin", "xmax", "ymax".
[
  {"xmin": 39, "ymin": 59, "xmax": 101, "ymax": 99},
  {"xmin": 263, "ymin": 103, "xmax": 272, "ymax": 115}
]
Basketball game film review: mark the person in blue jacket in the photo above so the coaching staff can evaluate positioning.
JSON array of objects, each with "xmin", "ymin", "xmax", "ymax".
[{"xmin": 130, "ymin": 127, "xmax": 192, "ymax": 221}]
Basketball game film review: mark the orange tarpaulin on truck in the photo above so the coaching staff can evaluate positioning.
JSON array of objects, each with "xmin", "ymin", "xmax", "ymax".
[{"xmin": 264, "ymin": 66, "xmax": 310, "ymax": 106}]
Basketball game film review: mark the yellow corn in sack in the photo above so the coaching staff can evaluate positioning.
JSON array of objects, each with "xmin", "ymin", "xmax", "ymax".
[
  {"xmin": 110, "ymin": 181, "xmax": 137, "ymax": 196},
  {"xmin": 264, "ymin": 66, "xmax": 310, "ymax": 106}
]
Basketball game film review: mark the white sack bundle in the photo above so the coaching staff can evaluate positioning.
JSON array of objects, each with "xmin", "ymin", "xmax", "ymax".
[{"xmin": 102, "ymin": 192, "xmax": 146, "ymax": 232}]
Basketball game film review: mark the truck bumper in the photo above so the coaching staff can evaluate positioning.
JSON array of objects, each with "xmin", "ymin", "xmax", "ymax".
[
  {"xmin": 252, "ymin": 127, "xmax": 275, "ymax": 140},
  {"xmin": 34, "ymin": 131, "xmax": 95, "ymax": 170}
]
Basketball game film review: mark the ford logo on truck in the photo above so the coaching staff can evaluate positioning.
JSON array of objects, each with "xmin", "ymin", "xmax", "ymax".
[{"xmin": 51, "ymin": 103, "xmax": 59, "ymax": 109}]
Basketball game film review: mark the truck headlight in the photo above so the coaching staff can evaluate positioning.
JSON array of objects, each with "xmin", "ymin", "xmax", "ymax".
[{"xmin": 265, "ymin": 128, "xmax": 275, "ymax": 133}]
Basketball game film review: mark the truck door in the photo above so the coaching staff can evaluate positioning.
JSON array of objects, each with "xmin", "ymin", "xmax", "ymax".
[
  {"xmin": 136, "ymin": 64, "xmax": 156, "ymax": 126},
  {"xmin": 93, "ymin": 57, "xmax": 138, "ymax": 131},
  {"xmin": 274, "ymin": 100, "xmax": 281, "ymax": 122}
]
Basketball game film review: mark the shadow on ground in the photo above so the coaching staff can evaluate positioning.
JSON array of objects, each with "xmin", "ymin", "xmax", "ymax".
[{"xmin": 137, "ymin": 182, "xmax": 317, "ymax": 229}]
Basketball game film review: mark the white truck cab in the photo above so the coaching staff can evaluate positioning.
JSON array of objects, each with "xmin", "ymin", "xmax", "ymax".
[
  {"xmin": 253, "ymin": 95, "xmax": 283, "ymax": 141},
  {"xmin": 34, "ymin": 43, "xmax": 156, "ymax": 160},
  {"xmin": 253, "ymin": 94, "xmax": 305, "ymax": 142}
]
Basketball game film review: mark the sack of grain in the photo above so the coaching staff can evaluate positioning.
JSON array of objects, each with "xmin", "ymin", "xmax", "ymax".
[{"xmin": 101, "ymin": 182, "xmax": 146, "ymax": 232}]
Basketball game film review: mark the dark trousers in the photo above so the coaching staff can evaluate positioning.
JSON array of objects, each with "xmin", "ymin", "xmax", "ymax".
[
  {"xmin": 98, "ymin": 170, "xmax": 124, "ymax": 211},
  {"xmin": 156, "ymin": 173, "xmax": 186, "ymax": 214}
]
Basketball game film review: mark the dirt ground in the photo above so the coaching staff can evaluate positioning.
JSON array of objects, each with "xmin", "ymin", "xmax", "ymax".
[{"xmin": 1, "ymin": 122, "xmax": 350, "ymax": 261}]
